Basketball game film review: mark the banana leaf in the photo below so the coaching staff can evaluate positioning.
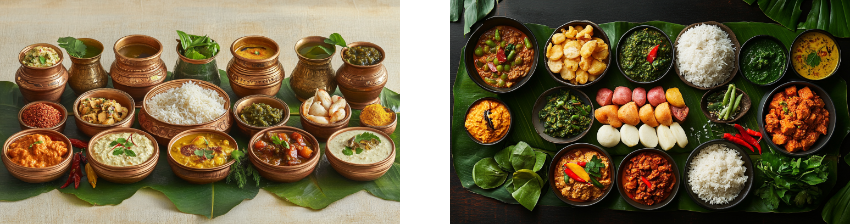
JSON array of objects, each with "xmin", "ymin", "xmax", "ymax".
[
  {"xmin": 456, "ymin": 0, "xmax": 499, "ymax": 35},
  {"xmin": 452, "ymin": 21, "xmax": 849, "ymax": 213},
  {"xmin": 0, "ymin": 70, "xmax": 400, "ymax": 218},
  {"xmin": 745, "ymin": 0, "xmax": 850, "ymax": 38}
]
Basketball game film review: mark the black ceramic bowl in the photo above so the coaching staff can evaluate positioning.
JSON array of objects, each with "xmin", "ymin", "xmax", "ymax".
[
  {"xmin": 616, "ymin": 148, "xmax": 680, "ymax": 210},
  {"xmin": 531, "ymin": 86, "xmax": 594, "ymax": 144},
  {"xmin": 616, "ymin": 25, "xmax": 674, "ymax": 84},
  {"xmin": 756, "ymin": 81, "xmax": 836, "ymax": 157},
  {"xmin": 789, "ymin": 29, "xmax": 841, "ymax": 81},
  {"xmin": 699, "ymin": 86, "xmax": 751, "ymax": 124},
  {"xmin": 673, "ymin": 21, "xmax": 741, "ymax": 90},
  {"xmin": 548, "ymin": 143, "xmax": 614, "ymax": 207},
  {"xmin": 737, "ymin": 35, "xmax": 788, "ymax": 86},
  {"xmin": 683, "ymin": 139, "xmax": 755, "ymax": 210},
  {"xmin": 464, "ymin": 16, "xmax": 538, "ymax": 94},
  {"xmin": 543, "ymin": 20, "xmax": 611, "ymax": 88},
  {"xmin": 463, "ymin": 97, "xmax": 513, "ymax": 145}
]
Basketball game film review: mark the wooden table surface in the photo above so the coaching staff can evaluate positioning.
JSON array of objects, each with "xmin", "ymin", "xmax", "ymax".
[{"xmin": 449, "ymin": 1, "xmax": 850, "ymax": 223}]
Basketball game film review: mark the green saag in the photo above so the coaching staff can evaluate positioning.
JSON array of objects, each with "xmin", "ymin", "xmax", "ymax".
[
  {"xmin": 755, "ymin": 149, "xmax": 829, "ymax": 210},
  {"xmin": 539, "ymin": 90, "xmax": 592, "ymax": 138}
]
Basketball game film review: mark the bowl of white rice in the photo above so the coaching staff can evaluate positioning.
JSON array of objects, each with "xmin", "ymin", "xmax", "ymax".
[
  {"xmin": 674, "ymin": 22, "xmax": 740, "ymax": 90},
  {"xmin": 139, "ymin": 79, "xmax": 232, "ymax": 144},
  {"xmin": 684, "ymin": 139, "xmax": 754, "ymax": 210}
]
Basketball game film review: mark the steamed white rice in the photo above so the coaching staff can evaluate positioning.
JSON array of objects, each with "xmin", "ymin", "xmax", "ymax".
[
  {"xmin": 688, "ymin": 144, "xmax": 747, "ymax": 205},
  {"xmin": 676, "ymin": 24, "xmax": 735, "ymax": 88},
  {"xmin": 147, "ymin": 81, "xmax": 227, "ymax": 125}
]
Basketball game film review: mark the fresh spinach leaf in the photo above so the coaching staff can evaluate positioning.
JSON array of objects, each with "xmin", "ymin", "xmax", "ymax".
[{"xmin": 472, "ymin": 158, "xmax": 507, "ymax": 189}]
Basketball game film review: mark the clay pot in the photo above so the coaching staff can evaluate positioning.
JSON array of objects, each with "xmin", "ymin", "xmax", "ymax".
[
  {"xmin": 290, "ymin": 36, "xmax": 337, "ymax": 102},
  {"xmin": 226, "ymin": 36, "xmax": 284, "ymax": 98},
  {"xmin": 138, "ymin": 79, "xmax": 232, "ymax": 144},
  {"xmin": 325, "ymin": 127, "xmax": 396, "ymax": 181},
  {"xmin": 109, "ymin": 35, "xmax": 167, "ymax": 106},
  {"xmin": 247, "ymin": 126, "xmax": 320, "ymax": 182},
  {"xmin": 2, "ymin": 129, "xmax": 72, "ymax": 183},
  {"xmin": 73, "ymin": 88, "xmax": 136, "ymax": 137},
  {"xmin": 67, "ymin": 38, "xmax": 109, "ymax": 95},
  {"xmin": 232, "ymin": 95, "xmax": 290, "ymax": 137},
  {"xmin": 15, "ymin": 43, "xmax": 69, "ymax": 103},
  {"xmin": 299, "ymin": 98, "xmax": 351, "ymax": 141},
  {"xmin": 18, "ymin": 101, "xmax": 67, "ymax": 133},
  {"xmin": 335, "ymin": 42, "xmax": 388, "ymax": 109},
  {"xmin": 166, "ymin": 128, "xmax": 236, "ymax": 184},
  {"xmin": 86, "ymin": 128, "xmax": 158, "ymax": 184}
]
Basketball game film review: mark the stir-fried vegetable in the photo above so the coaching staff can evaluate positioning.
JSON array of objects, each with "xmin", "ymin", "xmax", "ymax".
[{"xmin": 539, "ymin": 90, "xmax": 592, "ymax": 138}]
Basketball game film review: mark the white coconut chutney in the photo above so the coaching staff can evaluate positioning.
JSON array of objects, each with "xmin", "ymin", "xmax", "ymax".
[
  {"xmin": 328, "ymin": 130, "xmax": 392, "ymax": 164},
  {"xmin": 92, "ymin": 132, "xmax": 155, "ymax": 167}
]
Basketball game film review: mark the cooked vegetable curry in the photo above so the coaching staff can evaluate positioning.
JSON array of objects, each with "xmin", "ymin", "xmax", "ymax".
[
  {"xmin": 622, "ymin": 152, "xmax": 676, "ymax": 205},
  {"xmin": 791, "ymin": 32, "xmax": 839, "ymax": 80},
  {"xmin": 78, "ymin": 98, "xmax": 130, "ymax": 125},
  {"xmin": 7, "ymin": 134, "xmax": 69, "ymax": 168},
  {"xmin": 170, "ymin": 133, "xmax": 235, "ymax": 168},
  {"xmin": 473, "ymin": 26, "xmax": 534, "ymax": 88},
  {"xmin": 252, "ymin": 131, "xmax": 314, "ymax": 166},
  {"xmin": 765, "ymin": 85, "xmax": 829, "ymax": 152},
  {"xmin": 539, "ymin": 90, "xmax": 592, "ymax": 138},
  {"xmin": 554, "ymin": 148, "xmax": 611, "ymax": 202},
  {"xmin": 235, "ymin": 44, "xmax": 274, "ymax": 60},
  {"xmin": 343, "ymin": 46, "xmax": 382, "ymax": 65}
]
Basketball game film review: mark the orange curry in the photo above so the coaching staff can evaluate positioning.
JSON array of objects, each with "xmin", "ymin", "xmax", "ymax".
[
  {"xmin": 7, "ymin": 134, "xmax": 69, "ymax": 168},
  {"xmin": 765, "ymin": 86, "xmax": 829, "ymax": 152}
]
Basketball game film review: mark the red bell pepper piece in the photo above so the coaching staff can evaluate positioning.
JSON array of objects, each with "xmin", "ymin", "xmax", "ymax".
[
  {"xmin": 497, "ymin": 49, "xmax": 507, "ymax": 63},
  {"xmin": 641, "ymin": 176, "xmax": 653, "ymax": 189},
  {"xmin": 563, "ymin": 165, "xmax": 587, "ymax": 183},
  {"xmin": 646, "ymin": 45, "xmax": 659, "ymax": 63},
  {"xmin": 571, "ymin": 161, "xmax": 587, "ymax": 167}
]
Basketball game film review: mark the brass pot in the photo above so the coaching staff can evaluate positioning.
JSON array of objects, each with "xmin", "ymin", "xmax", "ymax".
[
  {"xmin": 109, "ymin": 35, "xmax": 167, "ymax": 106},
  {"xmin": 290, "ymin": 36, "xmax": 337, "ymax": 102},
  {"xmin": 335, "ymin": 42, "xmax": 388, "ymax": 109},
  {"xmin": 15, "ymin": 43, "xmax": 69, "ymax": 103},
  {"xmin": 226, "ymin": 36, "xmax": 284, "ymax": 98},
  {"xmin": 67, "ymin": 38, "xmax": 108, "ymax": 95}
]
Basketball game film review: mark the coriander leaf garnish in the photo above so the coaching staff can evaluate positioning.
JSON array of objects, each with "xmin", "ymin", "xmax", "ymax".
[
  {"xmin": 29, "ymin": 140, "xmax": 44, "ymax": 148},
  {"xmin": 193, "ymin": 149, "xmax": 215, "ymax": 160},
  {"xmin": 342, "ymin": 146, "xmax": 354, "ymax": 156},
  {"xmin": 355, "ymin": 147, "xmax": 363, "ymax": 154},
  {"xmin": 806, "ymin": 52, "xmax": 821, "ymax": 67},
  {"xmin": 57, "ymin": 37, "xmax": 88, "ymax": 58},
  {"xmin": 354, "ymin": 132, "xmax": 381, "ymax": 144},
  {"xmin": 271, "ymin": 134, "xmax": 290, "ymax": 149},
  {"xmin": 109, "ymin": 135, "xmax": 137, "ymax": 157},
  {"xmin": 38, "ymin": 56, "xmax": 46, "ymax": 64}
]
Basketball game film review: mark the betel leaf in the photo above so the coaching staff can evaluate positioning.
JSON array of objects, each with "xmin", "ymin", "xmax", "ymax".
[
  {"xmin": 494, "ymin": 145, "xmax": 514, "ymax": 172},
  {"xmin": 806, "ymin": 52, "xmax": 822, "ymax": 67},
  {"xmin": 531, "ymin": 151, "xmax": 546, "ymax": 173},
  {"xmin": 472, "ymin": 158, "xmax": 507, "ymax": 189},
  {"xmin": 511, "ymin": 169, "xmax": 542, "ymax": 211},
  {"xmin": 746, "ymin": 0, "xmax": 850, "ymax": 38},
  {"xmin": 461, "ymin": 0, "xmax": 498, "ymax": 35},
  {"xmin": 57, "ymin": 37, "xmax": 87, "ymax": 58},
  {"xmin": 510, "ymin": 142, "xmax": 535, "ymax": 171}
]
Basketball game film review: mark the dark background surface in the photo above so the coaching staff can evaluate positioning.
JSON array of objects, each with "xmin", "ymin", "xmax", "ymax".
[{"xmin": 450, "ymin": 0, "xmax": 850, "ymax": 223}]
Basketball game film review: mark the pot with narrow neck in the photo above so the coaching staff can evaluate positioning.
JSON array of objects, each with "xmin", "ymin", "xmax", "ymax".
[
  {"xmin": 16, "ymin": 43, "xmax": 69, "ymax": 103},
  {"xmin": 335, "ymin": 42, "xmax": 388, "ymax": 109},
  {"xmin": 290, "ymin": 36, "xmax": 337, "ymax": 102},
  {"xmin": 109, "ymin": 34, "xmax": 167, "ymax": 106},
  {"xmin": 67, "ymin": 38, "xmax": 108, "ymax": 95}
]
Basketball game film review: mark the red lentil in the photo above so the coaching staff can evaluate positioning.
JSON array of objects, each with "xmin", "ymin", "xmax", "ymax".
[{"xmin": 21, "ymin": 103, "xmax": 61, "ymax": 128}]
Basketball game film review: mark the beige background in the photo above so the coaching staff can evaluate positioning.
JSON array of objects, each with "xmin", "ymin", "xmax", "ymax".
[{"xmin": 0, "ymin": 0, "xmax": 399, "ymax": 223}]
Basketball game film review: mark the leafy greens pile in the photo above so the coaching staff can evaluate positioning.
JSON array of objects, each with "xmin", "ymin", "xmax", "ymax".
[
  {"xmin": 539, "ymin": 90, "xmax": 592, "ymax": 138},
  {"xmin": 755, "ymin": 149, "xmax": 829, "ymax": 210},
  {"xmin": 472, "ymin": 141, "xmax": 552, "ymax": 211},
  {"xmin": 176, "ymin": 30, "xmax": 220, "ymax": 60}
]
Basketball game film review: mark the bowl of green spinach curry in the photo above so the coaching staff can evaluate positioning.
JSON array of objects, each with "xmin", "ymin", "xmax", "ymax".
[
  {"xmin": 738, "ymin": 35, "xmax": 788, "ymax": 86},
  {"xmin": 532, "ymin": 86, "xmax": 594, "ymax": 144},
  {"xmin": 616, "ymin": 25, "xmax": 674, "ymax": 84}
]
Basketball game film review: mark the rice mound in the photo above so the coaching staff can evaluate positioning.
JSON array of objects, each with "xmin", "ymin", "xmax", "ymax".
[
  {"xmin": 688, "ymin": 144, "xmax": 748, "ymax": 205},
  {"xmin": 147, "ymin": 81, "xmax": 227, "ymax": 125},
  {"xmin": 676, "ymin": 24, "xmax": 735, "ymax": 88}
]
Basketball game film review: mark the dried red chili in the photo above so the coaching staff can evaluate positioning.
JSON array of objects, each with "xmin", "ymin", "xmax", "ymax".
[
  {"xmin": 21, "ymin": 103, "xmax": 61, "ymax": 128},
  {"xmin": 69, "ymin": 139, "xmax": 88, "ymax": 149},
  {"xmin": 61, "ymin": 152, "xmax": 82, "ymax": 189}
]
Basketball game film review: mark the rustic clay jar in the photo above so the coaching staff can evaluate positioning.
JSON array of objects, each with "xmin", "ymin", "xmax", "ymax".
[
  {"xmin": 86, "ymin": 127, "xmax": 158, "ymax": 184},
  {"xmin": 73, "ymin": 88, "xmax": 136, "ymax": 137},
  {"xmin": 325, "ymin": 127, "xmax": 396, "ymax": 181},
  {"xmin": 166, "ymin": 128, "xmax": 236, "ymax": 184},
  {"xmin": 18, "ymin": 100, "xmax": 67, "ymax": 133},
  {"xmin": 67, "ymin": 38, "xmax": 108, "ymax": 95},
  {"xmin": 2, "ymin": 129, "xmax": 72, "ymax": 183},
  {"xmin": 109, "ymin": 35, "xmax": 167, "ymax": 106},
  {"xmin": 290, "ymin": 36, "xmax": 337, "ymax": 102},
  {"xmin": 247, "ymin": 126, "xmax": 320, "ymax": 182},
  {"xmin": 232, "ymin": 95, "xmax": 290, "ymax": 137},
  {"xmin": 335, "ymin": 42, "xmax": 388, "ymax": 109},
  {"xmin": 226, "ymin": 36, "xmax": 284, "ymax": 98},
  {"xmin": 139, "ymin": 79, "xmax": 232, "ymax": 144},
  {"xmin": 173, "ymin": 40, "xmax": 221, "ymax": 86},
  {"xmin": 16, "ymin": 43, "xmax": 69, "ymax": 103}
]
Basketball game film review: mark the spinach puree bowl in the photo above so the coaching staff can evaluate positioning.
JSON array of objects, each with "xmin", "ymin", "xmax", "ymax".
[
  {"xmin": 464, "ymin": 16, "xmax": 538, "ymax": 94},
  {"xmin": 616, "ymin": 25, "xmax": 674, "ymax": 84},
  {"xmin": 737, "ymin": 35, "xmax": 788, "ymax": 86}
]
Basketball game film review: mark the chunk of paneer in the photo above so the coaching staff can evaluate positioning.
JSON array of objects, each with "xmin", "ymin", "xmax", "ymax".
[
  {"xmin": 785, "ymin": 139, "xmax": 804, "ymax": 152},
  {"xmin": 801, "ymin": 132, "xmax": 820, "ymax": 148},
  {"xmin": 812, "ymin": 97, "xmax": 825, "ymax": 108},
  {"xmin": 784, "ymin": 86, "xmax": 797, "ymax": 96},
  {"xmin": 796, "ymin": 99, "xmax": 813, "ymax": 120},
  {"xmin": 769, "ymin": 93, "xmax": 786, "ymax": 110},
  {"xmin": 805, "ymin": 111, "xmax": 820, "ymax": 125},
  {"xmin": 779, "ymin": 120, "xmax": 797, "ymax": 136},
  {"xmin": 772, "ymin": 134, "xmax": 788, "ymax": 145},
  {"xmin": 816, "ymin": 111, "xmax": 829, "ymax": 135},
  {"xmin": 798, "ymin": 87, "xmax": 814, "ymax": 100}
]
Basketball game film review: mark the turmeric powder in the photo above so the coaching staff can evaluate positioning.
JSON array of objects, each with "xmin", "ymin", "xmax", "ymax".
[{"xmin": 360, "ymin": 104, "xmax": 394, "ymax": 126}]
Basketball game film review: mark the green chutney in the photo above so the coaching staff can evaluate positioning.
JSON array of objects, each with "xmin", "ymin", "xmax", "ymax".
[
  {"xmin": 619, "ymin": 28, "xmax": 671, "ymax": 82},
  {"xmin": 741, "ymin": 38, "xmax": 785, "ymax": 85}
]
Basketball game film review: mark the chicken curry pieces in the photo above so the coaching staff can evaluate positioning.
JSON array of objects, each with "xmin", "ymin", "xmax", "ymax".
[
  {"xmin": 554, "ymin": 148, "xmax": 611, "ymax": 202},
  {"xmin": 765, "ymin": 85, "xmax": 829, "ymax": 152},
  {"xmin": 622, "ymin": 152, "xmax": 676, "ymax": 205}
]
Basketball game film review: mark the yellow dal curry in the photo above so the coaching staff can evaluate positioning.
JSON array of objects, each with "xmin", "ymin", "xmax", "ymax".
[
  {"xmin": 235, "ymin": 44, "xmax": 275, "ymax": 60},
  {"xmin": 792, "ymin": 32, "xmax": 839, "ymax": 80},
  {"xmin": 170, "ymin": 133, "xmax": 234, "ymax": 168}
]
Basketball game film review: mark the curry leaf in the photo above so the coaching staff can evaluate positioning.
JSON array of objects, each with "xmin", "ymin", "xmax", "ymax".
[{"xmin": 472, "ymin": 158, "xmax": 507, "ymax": 189}]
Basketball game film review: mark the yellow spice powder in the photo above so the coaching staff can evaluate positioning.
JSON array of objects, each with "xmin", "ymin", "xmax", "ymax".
[{"xmin": 361, "ymin": 104, "xmax": 394, "ymax": 126}]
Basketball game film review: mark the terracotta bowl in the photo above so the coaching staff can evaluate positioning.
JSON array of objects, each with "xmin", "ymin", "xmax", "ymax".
[
  {"xmin": 18, "ymin": 100, "xmax": 67, "ymax": 133},
  {"xmin": 299, "ymin": 97, "xmax": 352, "ymax": 141},
  {"xmin": 86, "ymin": 127, "xmax": 158, "ymax": 184},
  {"xmin": 232, "ymin": 95, "xmax": 290, "ymax": 137},
  {"xmin": 358, "ymin": 106, "xmax": 397, "ymax": 135},
  {"xmin": 674, "ymin": 21, "xmax": 740, "ymax": 90},
  {"xmin": 2, "ymin": 129, "xmax": 72, "ymax": 183},
  {"xmin": 247, "ymin": 126, "xmax": 320, "ymax": 182},
  {"xmin": 73, "ymin": 88, "xmax": 136, "ymax": 137},
  {"xmin": 325, "ymin": 127, "xmax": 396, "ymax": 181},
  {"xmin": 139, "ymin": 79, "xmax": 232, "ymax": 144},
  {"xmin": 166, "ymin": 128, "xmax": 237, "ymax": 184}
]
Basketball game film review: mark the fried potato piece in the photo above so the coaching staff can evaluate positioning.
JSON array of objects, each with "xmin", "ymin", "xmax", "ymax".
[
  {"xmin": 548, "ymin": 59, "xmax": 563, "ymax": 73},
  {"xmin": 665, "ymin": 87, "xmax": 685, "ymax": 108},
  {"xmin": 594, "ymin": 105, "xmax": 622, "ymax": 128},
  {"xmin": 592, "ymin": 38, "xmax": 608, "ymax": 52},
  {"xmin": 564, "ymin": 57, "xmax": 580, "ymax": 72},
  {"xmin": 560, "ymin": 66, "xmax": 575, "ymax": 80},
  {"xmin": 580, "ymin": 40, "xmax": 597, "ymax": 59},
  {"xmin": 563, "ymin": 41, "xmax": 582, "ymax": 59},
  {"xmin": 576, "ymin": 70, "xmax": 589, "ymax": 84},
  {"xmin": 617, "ymin": 102, "xmax": 640, "ymax": 126},
  {"xmin": 552, "ymin": 33, "xmax": 566, "ymax": 45},
  {"xmin": 579, "ymin": 56, "xmax": 592, "ymax": 71},
  {"xmin": 587, "ymin": 59, "xmax": 607, "ymax": 76},
  {"xmin": 589, "ymin": 74, "xmax": 598, "ymax": 82},
  {"xmin": 577, "ymin": 25, "xmax": 593, "ymax": 39},
  {"xmin": 565, "ymin": 26, "xmax": 578, "ymax": 39},
  {"xmin": 548, "ymin": 44, "xmax": 563, "ymax": 61},
  {"xmin": 574, "ymin": 25, "xmax": 583, "ymax": 34},
  {"xmin": 639, "ymin": 104, "xmax": 659, "ymax": 127},
  {"xmin": 546, "ymin": 43, "xmax": 553, "ymax": 58},
  {"xmin": 655, "ymin": 102, "xmax": 673, "ymax": 126}
]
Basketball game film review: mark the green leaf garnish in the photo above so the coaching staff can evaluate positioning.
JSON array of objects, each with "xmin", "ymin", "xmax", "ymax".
[
  {"xmin": 271, "ymin": 135, "xmax": 290, "ymax": 149},
  {"xmin": 342, "ymin": 146, "xmax": 353, "ymax": 156},
  {"xmin": 354, "ymin": 132, "xmax": 381, "ymax": 144},
  {"xmin": 28, "ymin": 140, "xmax": 43, "ymax": 149},
  {"xmin": 57, "ymin": 37, "xmax": 88, "ymax": 58},
  {"xmin": 324, "ymin": 33, "xmax": 347, "ymax": 48},
  {"xmin": 113, "ymin": 148, "xmax": 123, "ymax": 156},
  {"xmin": 125, "ymin": 149, "xmax": 137, "ymax": 157},
  {"xmin": 176, "ymin": 30, "xmax": 219, "ymax": 59},
  {"xmin": 806, "ymin": 52, "xmax": 821, "ymax": 67},
  {"xmin": 355, "ymin": 147, "xmax": 363, "ymax": 154},
  {"xmin": 38, "ymin": 56, "xmax": 46, "ymax": 64}
]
